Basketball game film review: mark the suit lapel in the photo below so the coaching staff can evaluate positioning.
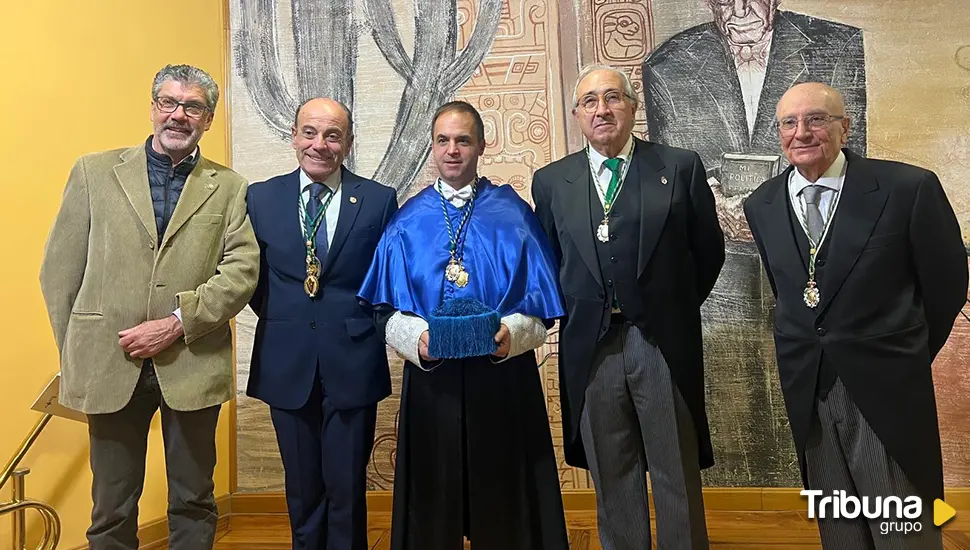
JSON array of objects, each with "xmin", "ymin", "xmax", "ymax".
[
  {"xmin": 634, "ymin": 140, "xmax": 674, "ymax": 276},
  {"xmin": 701, "ymin": 32, "xmax": 750, "ymax": 146},
  {"xmin": 322, "ymin": 167, "xmax": 363, "ymax": 273},
  {"xmin": 112, "ymin": 146, "xmax": 157, "ymax": 245},
  {"xmin": 277, "ymin": 172, "xmax": 306, "ymax": 273},
  {"xmin": 816, "ymin": 152, "xmax": 887, "ymax": 315},
  {"xmin": 562, "ymin": 153, "xmax": 603, "ymax": 286},
  {"xmin": 160, "ymin": 159, "xmax": 218, "ymax": 249},
  {"xmin": 751, "ymin": 13, "xmax": 810, "ymax": 147},
  {"xmin": 761, "ymin": 167, "xmax": 809, "ymax": 275}
]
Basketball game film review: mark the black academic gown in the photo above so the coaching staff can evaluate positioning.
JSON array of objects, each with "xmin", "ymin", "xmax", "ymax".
[{"xmin": 390, "ymin": 352, "xmax": 569, "ymax": 550}]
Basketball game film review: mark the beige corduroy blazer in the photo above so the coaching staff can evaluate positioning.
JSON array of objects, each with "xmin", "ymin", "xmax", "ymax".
[{"xmin": 40, "ymin": 143, "xmax": 259, "ymax": 414}]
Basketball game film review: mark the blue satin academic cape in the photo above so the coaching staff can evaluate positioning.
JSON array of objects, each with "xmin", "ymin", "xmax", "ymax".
[{"xmin": 358, "ymin": 178, "xmax": 565, "ymax": 325}]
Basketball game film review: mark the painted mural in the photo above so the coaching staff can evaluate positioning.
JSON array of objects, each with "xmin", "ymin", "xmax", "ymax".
[{"xmin": 229, "ymin": 0, "xmax": 970, "ymax": 492}]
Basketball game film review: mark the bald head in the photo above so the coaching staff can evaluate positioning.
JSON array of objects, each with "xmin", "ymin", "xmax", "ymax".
[
  {"xmin": 294, "ymin": 98, "xmax": 354, "ymax": 137},
  {"xmin": 776, "ymin": 82, "xmax": 846, "ymax": 120},
  {"xmin": 776, "ymin": 82, "xmax": 851, "ymax": 182}
]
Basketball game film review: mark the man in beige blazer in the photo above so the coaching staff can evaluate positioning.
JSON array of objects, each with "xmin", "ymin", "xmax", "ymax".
[{"xmin": 39, "ymin": 64, "xmax": 259, "ymax": 550}]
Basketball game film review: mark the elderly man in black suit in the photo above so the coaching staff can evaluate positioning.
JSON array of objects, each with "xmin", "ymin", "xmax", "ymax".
[
  {"xmin": 532, "ymin": 64, "xmax": 725, "ymax": 550},
  {"xmin": 744, "ymin": 82, "xmax": 966, "ymax": 549}
]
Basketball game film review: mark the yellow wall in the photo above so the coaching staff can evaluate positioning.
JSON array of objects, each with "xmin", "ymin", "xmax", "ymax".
[{"xmin": 0, "ymin": 1, "xmax": 233, "ymax": 547}]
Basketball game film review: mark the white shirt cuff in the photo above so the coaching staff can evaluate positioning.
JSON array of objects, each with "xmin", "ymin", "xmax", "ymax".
[
  {"xmin": 172, "ymin": 308, "xmax": 182, "ymax": 322},
  {"xmin": 492, "ymin": 313, "xmax": 548, "ymax": 364},
  {"xmin": 386, "ymin": 311, "xmax": 442, "ymax": 371}
]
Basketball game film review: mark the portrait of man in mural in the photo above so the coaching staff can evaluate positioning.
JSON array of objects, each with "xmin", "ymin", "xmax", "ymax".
[{"xmin": 643, "ymin": 0, "xmax": 867, "ymax": 189}]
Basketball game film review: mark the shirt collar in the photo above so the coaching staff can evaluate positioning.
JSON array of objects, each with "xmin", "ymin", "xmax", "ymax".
[
  {"xmin": 145, "ymin": 135, "xmax": 200, "ymax": 168},
  {"xmin": 300, "ymin": 167, "xmax": 341, "ymax": 194},
  {"xmin": 437, "ymin": 179, "xmax": 475, "ymax": 203},
  {"xmin": 182, "ymin": 146, "xmax": 199, "ymax": 164},
  {"xmin": 588, "ymin": 134, "xmax": 634, "ymax": 174},
  {"xmin": 790, "ymin": 150, "xmax": 847, "ymax": 196}
]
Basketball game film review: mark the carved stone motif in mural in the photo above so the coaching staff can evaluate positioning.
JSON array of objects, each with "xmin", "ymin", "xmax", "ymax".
[
  {"xmin": 588, "ymin": 0, "xmax": 653, "ymax": 138},
  {"xmin": 479, "ymin": 151, "xmax": 541, "ymax": 199},
  {"xmin": 591, "ymin": 0, "xmax": 653, "ymax": 62}
]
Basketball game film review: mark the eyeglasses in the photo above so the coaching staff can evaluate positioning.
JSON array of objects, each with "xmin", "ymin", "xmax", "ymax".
[
  {"xmin": 777, "ymin": 114, "xmax": 845, "ymax": 133},
  {"xmin": 576, "ymin": 91, "xmax": 634, "ymax": 113},
  {"xmin": 154, "ymin": 97, "xmax": 209, "ymax": 119}
]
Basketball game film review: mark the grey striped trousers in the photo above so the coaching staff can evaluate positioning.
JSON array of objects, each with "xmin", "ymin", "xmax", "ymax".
[
  {"xmin": 580, "ymin": 321, "xmax": 709, "ymax": 550},
  {"xmin": 805, "ymin": 378, "xmax": 943, "ymax": 550}
]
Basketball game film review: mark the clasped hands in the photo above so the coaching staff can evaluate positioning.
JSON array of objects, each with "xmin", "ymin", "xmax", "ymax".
[
  {"xmin": 118, "ymin": 315, "xmax": 184, "ymax": 359},
  {"xmin": 418, "ymin": 324, "xmax": 510, "ymax": 362}
]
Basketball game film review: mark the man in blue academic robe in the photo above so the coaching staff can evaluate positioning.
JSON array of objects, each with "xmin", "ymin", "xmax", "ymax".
[{"xmin": 358, "ymin": 101, "xmax": 569, "ymax": 550}]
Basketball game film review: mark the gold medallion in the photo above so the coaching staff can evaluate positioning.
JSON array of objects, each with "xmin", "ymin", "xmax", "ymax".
[
  {"xmin": 304, "ymin": 275, "xmax": 319, "ymax": 298},
  {"xmin": 305, "ymin": 255, "xmax": 321, "ymax": 297},
  {"xmin": 803, "ymin": 281, "xmax": 820, "ymax": 309},
  {"xmin": 456, "ymin": 267, "xmax": 469, "ymax": 288},
  {"xmin": 445, "ymin": 258, "xmax": 461, "ymax": 282}
]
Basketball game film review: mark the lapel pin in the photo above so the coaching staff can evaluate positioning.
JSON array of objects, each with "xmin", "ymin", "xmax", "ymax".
[
  {"xmin": 206, "ymin": 183, "xmax": 215, "ymax": 190},
  {"xmin": 660, "ymin": 176, "xmax": 668, "ymax": 185},
  {"xmin": 349, "ymin": 196, "xmax": 358, "ymax": 204}
]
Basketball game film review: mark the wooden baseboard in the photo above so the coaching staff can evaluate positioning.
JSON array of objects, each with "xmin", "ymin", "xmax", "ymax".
[
  {"xmin": 227, "ymin": 487, "xmax": 970, "ymax": 515},
  {"xmin": 62, "ymin": 488, "xmax": 968, "ymax": 548}
]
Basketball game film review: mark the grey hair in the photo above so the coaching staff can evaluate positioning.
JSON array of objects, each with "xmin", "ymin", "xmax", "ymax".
[
  {"xmin": 293, "ymin": 98, "xmax": 355, "ymax": 139},
  {"xmin": 572, "ymin": 64, "xmax": 639, "ymax": 109},
  {"xmin": 151, "ymin": 64, "xmax": 220, "ymax": 111}
]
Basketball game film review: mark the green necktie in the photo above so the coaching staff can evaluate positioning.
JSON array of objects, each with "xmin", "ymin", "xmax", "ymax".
[{"xmin": 602, "ymin": 157, "xmax": 623, "ymax": 210}]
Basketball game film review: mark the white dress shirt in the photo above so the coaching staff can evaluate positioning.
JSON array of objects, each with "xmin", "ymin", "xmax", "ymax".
[
  {"xmin": 731, "ymin": 35, "xmax": 773, "ymax": 137},
  {"xmin": 299, "ymin": 168, "xmax": 342, "ymax": 247},
  {"xmin": 587, "ymin": 135, "xmax": 634, "ymax": 208},
  {"xmin": 787, "ymin": 150, "xmax": 847, "ymax": 246}
]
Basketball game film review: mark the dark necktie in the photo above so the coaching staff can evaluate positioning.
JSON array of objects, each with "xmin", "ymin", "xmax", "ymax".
[{"xmin": 306, "ymin": 183, "xmax": 330, "ymax": 257}]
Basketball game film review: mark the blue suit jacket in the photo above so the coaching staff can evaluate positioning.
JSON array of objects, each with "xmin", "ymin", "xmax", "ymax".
[{"xmin": 245, "ymin": 167, "xmax": 398, "ymax": 410}]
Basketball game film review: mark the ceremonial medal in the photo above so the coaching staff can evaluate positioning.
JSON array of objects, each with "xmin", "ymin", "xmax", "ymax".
[
  {"xmin": 298, "ymin": 182, "xmax": 339, "ymax": 299},
  {"xmin": 445, "ymin": 258, "xmax": 462, "ymax": 283},
  {"xmin": 794, "ymin": 171, "xmax": 845, "ymax": 311},
  {"xmin": 803, "ymin": 280, "xmax": 820, "ymax": 308},
  {"xmin": 586, "ymin": 143, "xmax": 634, "ymax": 245},
  {"xmin": 438, "ymin": 178, "xmax": 478, "ymax": 288},
  {"xmin": 304, "ymin": 255, "xmax": 321, "ymax": 298},
  {"xmin": 597, "ymin": 219, "xmax": 610, "ymax": 243}
]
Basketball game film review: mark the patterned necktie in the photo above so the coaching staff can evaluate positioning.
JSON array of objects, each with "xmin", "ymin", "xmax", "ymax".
[
  {"xmin": 306, "ymin": 183, "xmax": 330, "ymax": 257},
  {"xmin": 602, "ymin": 157, "xmax": 623, "ymax": 209},
  {"xmin": 801, "ymin": 185, "xmax": 824, "ymax": 244}
]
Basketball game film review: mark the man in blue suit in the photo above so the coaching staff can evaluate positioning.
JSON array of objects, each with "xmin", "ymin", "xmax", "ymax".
[{"xmin": 246, "ymin": 97, "xmax": 399, "ymax": 550}]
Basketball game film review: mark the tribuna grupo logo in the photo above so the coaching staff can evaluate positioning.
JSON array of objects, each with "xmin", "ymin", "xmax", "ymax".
[{"xmin": 801, "ymin": 490, "xmax": 923, "ymax": 535}]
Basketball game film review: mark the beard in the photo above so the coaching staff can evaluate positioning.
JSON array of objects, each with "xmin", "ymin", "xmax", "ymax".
[{"xmin": 156, "ymin": 124, "xmax": 202, "ymax": 155}]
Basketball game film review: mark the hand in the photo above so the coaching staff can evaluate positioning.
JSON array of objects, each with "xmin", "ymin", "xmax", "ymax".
[
  {"xmin": 707, "ymin": 175, "xmax": 753, "ymax": 242},
  {"xmin": 493, "ymin": 324, "xmax": 511, "ymax": 358},
  {"xmin": 119, "ymin": 316, "xmax": 184, "ymax": 359},
  {"xmin": 418, "ymin": 330, "xmax": 437, "ymax": 362}
]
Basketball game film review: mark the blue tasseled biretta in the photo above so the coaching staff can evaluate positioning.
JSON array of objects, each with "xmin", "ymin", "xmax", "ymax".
[{"xmin": 427, "ymin": 298, "xmax": 500, "ymax": 359}]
